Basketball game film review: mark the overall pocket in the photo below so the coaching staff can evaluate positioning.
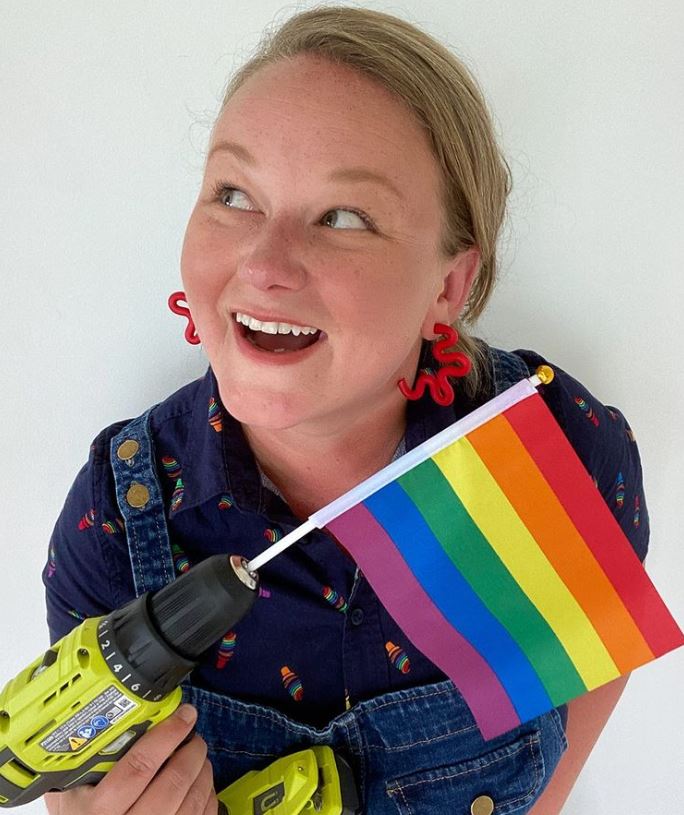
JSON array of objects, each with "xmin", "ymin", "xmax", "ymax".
[{"xmin": 386, "ymin": 729, "xmax": 545, "ymax": 814}]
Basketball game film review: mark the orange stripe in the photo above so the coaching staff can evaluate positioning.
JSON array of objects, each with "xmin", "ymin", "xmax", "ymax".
[{"xmin": 468, "ymin": 414, "xmax": 654, "ymax": 672}]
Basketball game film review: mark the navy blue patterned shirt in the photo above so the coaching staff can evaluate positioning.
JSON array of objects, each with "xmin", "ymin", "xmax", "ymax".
[{"xmin": 42, "ymin": 340, "xmax": 649, "ymax": 731}]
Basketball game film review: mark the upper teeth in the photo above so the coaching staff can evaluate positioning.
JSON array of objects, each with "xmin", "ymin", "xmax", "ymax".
[{"xmin": 235, "ymin": 312, "xmax": 319, "ymax": 336}]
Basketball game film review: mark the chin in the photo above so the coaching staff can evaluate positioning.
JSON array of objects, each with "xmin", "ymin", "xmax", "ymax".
[{"xmin": 218, "ymin": 386, "xmax": 314, "ymax": 431}]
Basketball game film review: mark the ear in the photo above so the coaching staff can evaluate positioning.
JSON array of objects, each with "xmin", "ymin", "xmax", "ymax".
[{"xmin": 421, "ymin": 246, "xmax": 481, "ymax": 340}]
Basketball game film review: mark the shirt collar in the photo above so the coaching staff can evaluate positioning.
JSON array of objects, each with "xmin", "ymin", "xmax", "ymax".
[{"xmin": 173, "ymin": 339, "xmax": 493, "ymax": 519}]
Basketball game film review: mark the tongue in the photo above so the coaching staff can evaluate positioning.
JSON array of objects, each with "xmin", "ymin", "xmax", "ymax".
[{"xmin": 249, "ymin": 328, "xmax": 320, "ymax": 352}]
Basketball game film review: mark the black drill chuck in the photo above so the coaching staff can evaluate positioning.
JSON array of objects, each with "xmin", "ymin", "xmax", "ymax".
[
  {"xmin": 150, "ymin": 554, "xmax": 259, "ymax": 659},
  {"xmin": 99, "ymin": 555, "xmax": 259, "ymax": 700}
]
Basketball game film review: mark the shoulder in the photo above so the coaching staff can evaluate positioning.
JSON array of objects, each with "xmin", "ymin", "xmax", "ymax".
[
  {"xmin": 88, "ymin": 370, "xmax": 209, "ymax": 466},
  {"xmin": 507, "ymin": 346, "xmax": 638, "ymax": 455},
  {"xmin": 80, "ymin": 371, "xmax": 211, "ymax": 541},
  {"xmin": 508, "ymin": 347, "xmax": 650, "ymax": 563},
  {"xmin": 42, "ymin": 370, "xmax": 211, "ymax": 643}
]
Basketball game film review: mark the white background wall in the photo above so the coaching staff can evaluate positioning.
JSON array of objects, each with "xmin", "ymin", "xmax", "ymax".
[{"xmin": 1, "ymin": 1, "xmax": 682, "ymax": 812}]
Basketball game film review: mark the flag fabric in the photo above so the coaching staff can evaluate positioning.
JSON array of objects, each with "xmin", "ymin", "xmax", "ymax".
[{"xmin": 310, "ymin": 376, "xmax": 684, "ymax": 740}]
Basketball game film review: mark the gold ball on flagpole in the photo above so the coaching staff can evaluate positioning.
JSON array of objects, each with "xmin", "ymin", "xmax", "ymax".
[{"xmin": 535, "ymin": 364, "xmax": 555, "ymax": 385}]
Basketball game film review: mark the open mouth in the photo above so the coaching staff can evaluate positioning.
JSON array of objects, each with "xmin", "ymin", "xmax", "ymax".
[{"xmin": 233, "ymin": 314, "xmax": 324, "ymax": 354}]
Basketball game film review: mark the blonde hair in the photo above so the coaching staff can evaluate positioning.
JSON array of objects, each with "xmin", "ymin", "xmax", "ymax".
[{"xmin": 212, "ymin": 3, "xmax": 512, "ymax": 399}]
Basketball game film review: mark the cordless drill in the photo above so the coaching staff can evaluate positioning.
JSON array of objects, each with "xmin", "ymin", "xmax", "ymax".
[{"xmin": 0, "ymin": 554, "xmax": 259, "ymax": 807}]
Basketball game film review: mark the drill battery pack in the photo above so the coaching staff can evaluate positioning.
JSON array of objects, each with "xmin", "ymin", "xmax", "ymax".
[{"xmin": 217, "ymin": 745, "xmax": 360, "ymax": 815}]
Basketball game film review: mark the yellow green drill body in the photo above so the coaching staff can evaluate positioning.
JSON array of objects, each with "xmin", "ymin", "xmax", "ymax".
[{"xmin": 0, "ymin": 555, "xmax": 359, "ymax": 813}]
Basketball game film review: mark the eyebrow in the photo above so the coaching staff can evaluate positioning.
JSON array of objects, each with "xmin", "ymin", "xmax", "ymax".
[{"xmin": 207, "ymin": 140, "xmax": 404, "ymax": 201}]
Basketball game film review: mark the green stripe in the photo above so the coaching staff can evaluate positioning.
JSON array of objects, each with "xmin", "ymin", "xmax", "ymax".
[{"xmin": 399, "ymin": 458, "xmax": 587, "ymax": 705}]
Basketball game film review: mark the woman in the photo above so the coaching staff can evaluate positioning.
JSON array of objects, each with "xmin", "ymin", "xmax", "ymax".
[{"xmin": 43, "ymin": 6, "xmax": 648, "ymax": 814}]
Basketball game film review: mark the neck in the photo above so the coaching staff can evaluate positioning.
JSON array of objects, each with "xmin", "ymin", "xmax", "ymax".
[{"xmin": 243, "ymin": 398, "xmax": 408, "ymax": 519}]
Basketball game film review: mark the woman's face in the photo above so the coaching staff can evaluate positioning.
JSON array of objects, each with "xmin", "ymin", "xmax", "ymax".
[{"xmin": 180, "ymin": 54, "xmax": 477, "ymax": 433}]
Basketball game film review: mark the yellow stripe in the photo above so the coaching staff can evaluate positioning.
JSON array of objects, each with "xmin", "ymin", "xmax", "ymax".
[{"xmin": 433, "ymin": 437, "xmax": 620, "ymax": 689}]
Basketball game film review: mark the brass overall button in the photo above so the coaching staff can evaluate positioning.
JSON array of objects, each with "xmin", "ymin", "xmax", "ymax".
[
  {"xmin": 471, "ymin": 795, "xmax": 495, "ymax": 815},
  {"xmin": 126, "ymin": 483, "xmax": 150, "ymax": 509},
  {"xmin": 117, "ymin": 439, "xmax": 140, "ymax": 461}
]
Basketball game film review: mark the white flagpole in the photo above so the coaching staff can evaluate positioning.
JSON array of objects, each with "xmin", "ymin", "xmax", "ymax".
[{"xmin": 245, "ymin": 366, "xmax": 553, "ymax": 573}]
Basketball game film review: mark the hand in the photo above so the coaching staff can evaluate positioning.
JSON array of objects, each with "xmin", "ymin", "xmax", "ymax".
[{"xmin": 44, "ymin": 704, "xmax": 219, "ymax": 815}]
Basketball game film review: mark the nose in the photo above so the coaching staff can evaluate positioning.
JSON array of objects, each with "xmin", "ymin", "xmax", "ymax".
[{"xmin": 236, "ymin": 220, "xmax": 308, "ymax": 292}]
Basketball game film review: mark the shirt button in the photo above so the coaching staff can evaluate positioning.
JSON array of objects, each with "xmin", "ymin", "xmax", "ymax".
[
  {"xmin": 471, "ymin": 794, "xmax": 494, "ymax": 815},
  {"xmin": 350, "ymin": 608, "xmax": 364, "ymax": 626},
  {"xmin": 126, "ymin": 482, "xmax": 150, "ymax": 509},
  {"xmin": 116, "ymin": 439, "xmax": 140, "ymax": 461}
]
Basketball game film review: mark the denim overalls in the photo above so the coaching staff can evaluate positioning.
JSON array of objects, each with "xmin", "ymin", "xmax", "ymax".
[{"xmin": 110, "ymin": 346, "xmax": 568, "ymax": 814}]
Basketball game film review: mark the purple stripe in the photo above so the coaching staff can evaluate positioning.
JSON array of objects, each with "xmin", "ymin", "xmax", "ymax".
[{"xmin": 327, "ymin": 503, "xmax": 520, "ymax": 738}]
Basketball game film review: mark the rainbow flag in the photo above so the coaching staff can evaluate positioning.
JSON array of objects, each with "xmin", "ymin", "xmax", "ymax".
[{"xmin": 308, "ymin": 374, "xmax": 684, "ymax": 739}]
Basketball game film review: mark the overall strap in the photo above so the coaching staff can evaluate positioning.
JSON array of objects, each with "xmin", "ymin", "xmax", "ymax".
[
  {"xmin": 110, "ymin": 407, "xmax": 176, "ymax": 597},
  {"xmin": 488, "ymin": 345, "xmax": 533, "ymax": 394}
]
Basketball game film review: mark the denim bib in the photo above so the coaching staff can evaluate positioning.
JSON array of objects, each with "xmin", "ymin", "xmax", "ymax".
[{"xmin": 110, "ymin": 347, "xmax": 568, "ymax": 813}]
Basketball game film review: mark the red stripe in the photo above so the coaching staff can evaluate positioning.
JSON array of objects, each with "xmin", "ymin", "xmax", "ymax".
[{"xmin": 505, "ymin": 394, "xmax": 683, "ymax": 657}]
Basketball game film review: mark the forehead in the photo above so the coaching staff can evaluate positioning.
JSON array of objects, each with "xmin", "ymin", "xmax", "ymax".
[{"xmin": 209, "ymin": 54, "xmax": 441, "ymax": 203}]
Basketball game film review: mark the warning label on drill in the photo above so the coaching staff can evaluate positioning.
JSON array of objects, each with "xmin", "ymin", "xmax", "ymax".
[{"xmin": 40, "ymin": 685, "xmax": 137, "ymax": 753}]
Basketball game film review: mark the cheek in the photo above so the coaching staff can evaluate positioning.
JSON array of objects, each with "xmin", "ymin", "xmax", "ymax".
[
  {"xmin": 355, "ymin": 287, "xmax": 429, "ymax": 374},
  {"xmin": 350, "ymin": 282, "xmax": 423, "ymax": 339},
  {"xmin": 181, "ymin": 209, "xmax": 234, "ymax": 279},
  {"xmin": 337, "ymin": 305, "xmax": 417, "ymax": 375},
  {"xmin": 181, "ymin": 220, "xmax": 233, "ymax": 316},
  {"xmin": 180, "ymin": 218, "xmax": 205, "ymax": 291}
]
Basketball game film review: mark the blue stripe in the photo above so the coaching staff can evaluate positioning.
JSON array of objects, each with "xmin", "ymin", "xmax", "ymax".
[{"xmin": 364, "ymin": 479, "xmax": 553, "ymax": 722}]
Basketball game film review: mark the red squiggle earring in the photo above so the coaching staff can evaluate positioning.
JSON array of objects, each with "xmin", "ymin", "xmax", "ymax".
[
  {"xmin": 168, "ymin": 291, "xmax": 201, "ymax": 345},
  {"xmin": 398, "ymin": 323, "xmax": 471, "ymax": 406}
]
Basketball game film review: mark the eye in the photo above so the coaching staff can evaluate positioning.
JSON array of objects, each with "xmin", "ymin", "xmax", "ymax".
[
  {"xmin": 210, "ymin": 181, "xmax": 376, "ymax": 232},
  {"xmin": 321, "ymin": 208, "xmax": 375, "ymax": 231},
  {"xmin": 211, "ymin": 182, "xmax": 255, "ymax": 211}
]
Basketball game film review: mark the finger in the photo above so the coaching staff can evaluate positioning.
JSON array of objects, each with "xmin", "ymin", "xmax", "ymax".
[
  {"xmin": 91, "ymin": 704, "xmax": 198, "ymax": 815},
  {"xmin": 43, "ymin": 791, "xmax": 61, "ymax": 815},
  {"xmin": 204, "ymin": 788, "xmax": 222, "ymax": 815},
  {"xmin": 129, "ymin": 733, "xmax": 208, "ymax": 815},
  {"xmin": 43, "ymin": 790, "xmax": 64, "ymax": 815},
  {"xmin": 177, "ymin": 758, "xmax": 215, "ymax": 815},
  {"xmin": 43, "ymin": 784, "xmax": 101, "ymax": 815}
]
